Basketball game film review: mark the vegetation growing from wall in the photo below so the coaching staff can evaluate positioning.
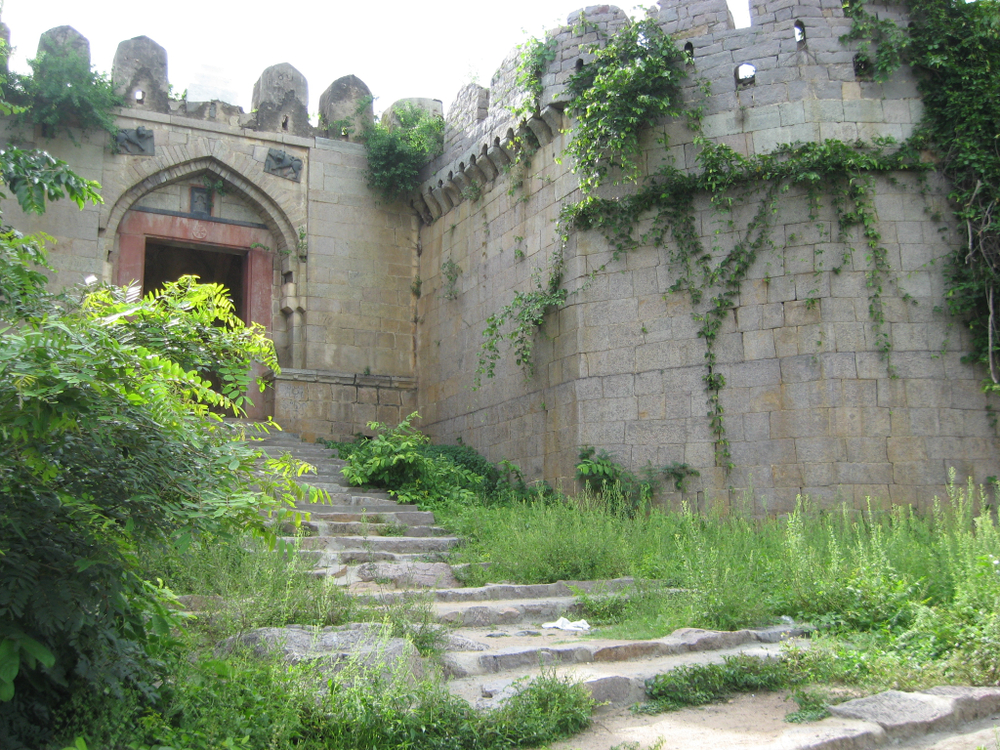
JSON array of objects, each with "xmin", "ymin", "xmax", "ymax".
[
  {"xmin": 6, "ymin": 50, "xmax": 125, "ymax": 140},
  {"xmin": 566, "ymin": 137, "xmax": 927, "ymax": 467},
  {"xmin": 843, "ymin": 0, "xmax": 1000, "ymax": 385},
  {"xmin": 478, "ymin": 0, "xmax": 1000, "ymax": 473},
  {"xmin": 362, "ymin": 103, "xmax": 444, "ymax": 201},
  {"xmin": 564, "ymin": 18, "xmax": 687, "ymax": 193}
]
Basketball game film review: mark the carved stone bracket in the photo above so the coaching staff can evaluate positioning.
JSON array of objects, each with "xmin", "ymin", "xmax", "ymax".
[
  {"xmin": 115, "ymin": 126, "xmax": 154, "ymax": 155},
  {"xmin": 264, "ymin": 148, "xmax": 303, "ymax": 182}
]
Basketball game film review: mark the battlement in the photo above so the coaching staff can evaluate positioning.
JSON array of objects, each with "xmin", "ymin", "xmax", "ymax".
[
  {"xmin": 412, "ymin": 0, "xmax": 921, "ymax": 222},
  {"xmin": 27, "ymin": 0, "xmax": 918, "ymax": 224},
  {"xmin": 27, "ymin": 24, "xmax": 430, "ymax": 145}
]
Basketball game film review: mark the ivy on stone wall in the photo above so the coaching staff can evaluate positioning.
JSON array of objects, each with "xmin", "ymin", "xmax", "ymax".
[
  {"xmin": 564, "ymin": 18, "xmax": 688, "ymax": 194},
  {"xmin": 843, "ymin": 0, "xmax": 1000, "ymax": 385},
  {"xmin": 565, "ymin": 136, "xmax": 928, "ymax": 467},
  {"xmin": 478, "ymin": 0, "xmax": 998, "ymax": 471}
]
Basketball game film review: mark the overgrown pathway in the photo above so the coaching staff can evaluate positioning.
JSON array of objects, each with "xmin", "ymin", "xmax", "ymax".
[{"xmin": 260, "ymin": 431, "xmax": 1000, "ymax": 750}]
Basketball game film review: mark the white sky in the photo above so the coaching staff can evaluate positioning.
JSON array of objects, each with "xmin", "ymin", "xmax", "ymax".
[{"xmin": 2, "ymin": 0, "xmax": 750, "ymax": 118}]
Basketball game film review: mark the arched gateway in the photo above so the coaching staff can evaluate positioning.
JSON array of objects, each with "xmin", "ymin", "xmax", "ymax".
[{"xmin": 104, "ymin": 158, "xmax": 300, "ymax": 421}]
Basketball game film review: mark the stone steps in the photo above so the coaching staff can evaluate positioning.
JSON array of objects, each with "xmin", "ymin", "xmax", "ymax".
[
  {"xmin": 236, "ymin": 428, "xmax": 1000, "ymax": 750},
  {"xmin": 252, "ymin": 430, "xmax": 459, "ymax": 588}
]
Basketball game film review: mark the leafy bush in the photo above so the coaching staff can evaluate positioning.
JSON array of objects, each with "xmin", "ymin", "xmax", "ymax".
[
  {"xmin": 362, "ymin": 103, "xmax": 444, "ymax": 201},
  {"xmin": 0, "ymin": 162, "xmax": 313, "ymax": 745},
  {"xmin": 642, "ymin": 654, "xmax": 795, "ymax": 712},
  {"xmin": 7, "ymin": 50, "xmax": 125, "ymax": 140},
  {"xmin": 340, "ymin": 412, "xmax": 484, "ymax": 507},
  {"xmin": 565, "ymin": 17, "xmax": 687, "ymax": 193}
]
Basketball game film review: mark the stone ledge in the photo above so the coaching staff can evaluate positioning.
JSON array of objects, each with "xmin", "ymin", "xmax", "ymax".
[{"xmin": 270, "ymin": 368, "xmax": 417, "ymax": 389}]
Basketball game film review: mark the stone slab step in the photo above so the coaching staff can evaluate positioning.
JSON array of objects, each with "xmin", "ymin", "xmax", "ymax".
[
  {"xmin": 442, "ymin": 626, "xmax": 796, "ymax": 679},
  {"xmin": 447, "ymin": 639, "xmax": 788, "ymax": 709},
  {"xmin": 288, "ymin": 494, "xmax": 400, "ymax": 510},
  {"xmin": 292, "ymin": 503, "xmax": 424, "ymax": 514},
  {"xmin": 278, "ymin": 521, "xmax": 443, "ymax": 537},
  {"xmin": 433, "ymin": 595, "xmax": 583, "ymax": 627},
  {"xmin": 307, "ymin": 510, "xmax": 437, "ymax": 525},
  {"xmin": 283, "ymin": 535, "xmax": 459, "ymax": 553}
]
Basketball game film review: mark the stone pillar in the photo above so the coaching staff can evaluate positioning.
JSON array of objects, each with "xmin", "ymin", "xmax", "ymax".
[
  {"xmin": 381, "ymin": 98, "xmax": 444, "ymax": 128},
  {"xmin": 251, "ymin": 63, "xmax": 311, "ymax": 138},
  {"xmin": 112, "ymin": 36, "xmax": 170, "ymax": 113},
  {"xmin": 319, "ymin": 75, "xmax": 373, "ymax": 141},
  {"xmin": 38, "ymin": 25, "xmax": 91, "ymax": 63}
]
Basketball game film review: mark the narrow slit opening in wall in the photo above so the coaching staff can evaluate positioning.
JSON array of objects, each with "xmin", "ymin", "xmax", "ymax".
[
  {"xmin": 281, "ymin": 115, "xmax": 289, "ymax": 131},
  {"xmin": 684, "ymin": 42, "xmax": 695, "ymax": 63},
  {"xmin": 735, "ymin": 63, "xmax": 756, "ymax": 89},
  {"xmin": 134, "ymin": 89, "xmax": 145, "ymax": 104},
  {"xmin": 794, "ymin": 21, "xmax": 805, "ymax": 44},
  {"xmin": 575, "ymin": 58, "xmax": 584, "ymax": 72},
  {"xmin": 283, "ymin": 271, "xmax": 293, "ymax": 284}
]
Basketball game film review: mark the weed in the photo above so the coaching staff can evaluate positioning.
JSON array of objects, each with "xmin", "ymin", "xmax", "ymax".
[{"xmin": 785, "ymin": 688, "xmax": 832, "ymax": 723}]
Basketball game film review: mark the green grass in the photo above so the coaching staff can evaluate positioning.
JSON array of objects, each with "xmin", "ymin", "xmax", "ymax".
[{"xmin": 57, "ymin": 473, "xmax": 1000, "ymax": 745}]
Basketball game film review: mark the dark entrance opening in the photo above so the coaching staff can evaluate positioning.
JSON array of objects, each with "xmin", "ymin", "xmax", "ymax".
[{"xmin": 143, "ymin": 241, "xmax": 246, "ymax": 319}]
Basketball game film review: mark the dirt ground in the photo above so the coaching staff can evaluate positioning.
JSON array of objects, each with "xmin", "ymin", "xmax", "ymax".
[{"xmin": 539, "ymin": 691, "xmax": 795, "ymax": 750}]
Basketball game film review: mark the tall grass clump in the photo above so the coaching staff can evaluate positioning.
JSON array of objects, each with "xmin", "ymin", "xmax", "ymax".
[{"xmin": 139, "ymin": 533, "xmax": 356, "ymax": 642}]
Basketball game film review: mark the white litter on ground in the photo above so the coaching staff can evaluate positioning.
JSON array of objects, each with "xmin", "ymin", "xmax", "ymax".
[{"xmin": 542, "ymin": 617, "xmax": 590, "ymax": 631}]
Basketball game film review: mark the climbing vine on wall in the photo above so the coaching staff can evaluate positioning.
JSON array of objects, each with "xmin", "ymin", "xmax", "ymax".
[
  {"xmin": 478, "ymin": 0, "xmax": 995, "ymax": 472},
  {"xmin": 565, "ymin": 137, "xmax": 928, "ymax": 467},
  {"xmin": 844, "ymin": 0, "xmax": 1000, "ymax": 385},
  {"xmin": 564, "ymin": 18, "xmax": 688, "ymax": 194}
]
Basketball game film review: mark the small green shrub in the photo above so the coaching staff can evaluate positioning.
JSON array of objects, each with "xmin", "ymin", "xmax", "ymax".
[
  {"xmin": 641, "ymin": 654, "xmax": 797, "ymax": 713},
  {"xmin": 340, "ymin": 412, "xmax": 484, "ymax": 507},
  {"xmin": 363, "ymin": 103, "xmax": 444, "ymax": 201},
  {"xmin": 8, "ymin": 50, "xmax": 125, "ymax": 140}
]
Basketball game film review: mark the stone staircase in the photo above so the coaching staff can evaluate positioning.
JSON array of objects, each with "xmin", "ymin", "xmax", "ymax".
[
  {"xmin": 257, "ymin": 429, "xmax": 461, "ymax": 589},
  {"xmin": 250, "ymin": 431, "xmax": 1000, "ymax": 748}
]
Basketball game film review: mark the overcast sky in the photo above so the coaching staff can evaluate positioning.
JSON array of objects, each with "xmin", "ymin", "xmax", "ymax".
[{"xmin": 3, "ymin": 0, "xmax": 750, "ymax": 118}]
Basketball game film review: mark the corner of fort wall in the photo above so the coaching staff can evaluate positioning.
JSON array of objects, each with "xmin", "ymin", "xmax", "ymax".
[{"xmin": 412, "ymin": 2, "xmax": 998, "ymax": 513}]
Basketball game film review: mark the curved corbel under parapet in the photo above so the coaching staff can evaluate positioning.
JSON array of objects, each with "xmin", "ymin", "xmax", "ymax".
[
  {"xmin": 411, "ymin": 105, "xmax": 565, "ymax": 224},
  {"xmin": 100, "ymin": 149, "xmax": 304, "ymax": 263}
]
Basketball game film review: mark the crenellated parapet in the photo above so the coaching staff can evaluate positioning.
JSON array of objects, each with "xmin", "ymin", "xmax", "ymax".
[{"xmin": 412, "ymin": 0, "xmax": 923, "ymax": 223}]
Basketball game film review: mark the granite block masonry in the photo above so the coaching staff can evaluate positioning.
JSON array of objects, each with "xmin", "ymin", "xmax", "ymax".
[{"xmin": 11, "ymin": 0, "xmax": 997, "ymax": 514}]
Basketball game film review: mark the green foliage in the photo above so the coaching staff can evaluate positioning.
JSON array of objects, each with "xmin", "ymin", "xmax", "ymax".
[
  {"xmin": 362, "ymin": 103, "xmax": 444, "ymax": 201},
  {"xmin": 7, "ymin": 50, "xmax": 126, "ymax": 140},
  {"xmin": 641, "ymin": 654, "xmax": 796, "ymax": 712},
  {"xmin": 0, "ymin": 182, "xmax": 314, "ymax": 744},
  {"xmin": 476, "ymin": 248, "xmax": 567, "ymax": 386},
  {"xmin": 340, "ymin": 412, "xmax": 484, "ymax": 507},
  {"xmin": 514, "ymin": 35, "xmax": 558, "ymax": 118},
  {"xmin": 565, "ymin": 18, "xmax": 687, "ymax": 193},
  {"xmin": 566, "ymin": 136, "xmax": 927, "ymax": 468},
  {"xmin": 139, "ymin": 534, "xmax": 356, "ymax": 642},
  {"xmin": 841, "ymin": 0, "xmax": 1000, "ymax": 383},
  {"xmin": 440, "ymin": 257, "xmax": 461, "ymax": 300},
  {"xmin": 123, "ymin": 639, "xmax": 590, "ymax": 750},
  {"xmin": 0, "ymin": 146, "xmax": 103, "ymax": 215}
]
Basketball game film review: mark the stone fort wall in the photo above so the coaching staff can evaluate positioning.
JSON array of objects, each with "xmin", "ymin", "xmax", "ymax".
[
  {"xmin": 5, "ymin": 2, "xmax": 997, "ymax": 512},
  {"xmin": 412, "ymin": 0, "xmax": 998, "ymax": 513}
]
